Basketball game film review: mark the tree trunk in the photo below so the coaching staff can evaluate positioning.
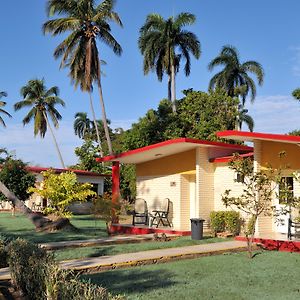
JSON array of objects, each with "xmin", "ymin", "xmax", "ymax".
[
  {"xmin": 0, "ymin": 181, "xmax": 75, "ymax": 231},
  {"xmin": 171, "ymin": 63, "xmax": 176, "ymax": 113},
  {"xmin": 246, "ymin": 215, "xmax": 257, "ymax": 259},
  {"xmin": 0, "ymin": 181, "xmax": 51, "ymax": 228},
  {"xmin": 96, "ymin": 56, "xmax": 113, "ymax": 155},
  {"xmin": 88, "ymin": 92, "xmax": 104, "ymax": 157},
  {"xmin": 168, "ymin": 75, "xmax": 171, "ymax": 101},
  {"xmin": 43, "ymin": 112, "xmax": 65, "ymax": 168}
]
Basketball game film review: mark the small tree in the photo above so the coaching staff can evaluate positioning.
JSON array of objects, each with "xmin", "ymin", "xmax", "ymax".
[
  {"xmin": 29, "ymin": 170, "xmax": 96, "ymax": 218},
  {"xmin": 222, "ymin": 154, "xmax": 279, "ymax": 258},
  {"xmin": 0, "ymin": 157, "xmax": 36, "ymax": 215},
  {"xmin": 92, "ymin": 193, "xmax": 130, "ymax": 234}
]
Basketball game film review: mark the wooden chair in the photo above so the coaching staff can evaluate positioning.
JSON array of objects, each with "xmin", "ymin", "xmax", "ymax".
[
  {"xmin": 149, "ymin": 198, "xmax": 171, "ymax": 228},
  {"xmin": 287, "ymin": 218, "xmax": 300, "ymax": 239},
  {"xmin": 132, "ymin": 198, "xmax": 148, "ymax": 226}
]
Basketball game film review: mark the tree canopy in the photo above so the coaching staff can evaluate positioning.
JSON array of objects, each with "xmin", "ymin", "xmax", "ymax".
[{"xmin": 122, "ymin": 89, "xmax": 239, "ymax": 150}]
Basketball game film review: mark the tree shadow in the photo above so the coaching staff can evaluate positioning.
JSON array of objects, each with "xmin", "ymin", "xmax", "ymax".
[
  {"xmin": 86, "ymin": 246, "xmax": 114, "ymax": 257},
  {"xmin": 82, "ymin": 268, "xmax": 177, "ymax": 295}
]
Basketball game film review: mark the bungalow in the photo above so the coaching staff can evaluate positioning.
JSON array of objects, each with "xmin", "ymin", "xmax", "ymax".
[
  {"xmin": 99, "ymin": 132, "xmax": 300, "ymax": 236},
  {"xmin": 217, "ymin": 130, "xmax": 300, "ymax": 236},
  {"xmin": 0, "ymin": 166, "xmax": 110, "ymax": 214},
  {"xmin": 98, "ymin": 137, "xmax": 253, "ymax": 231}
]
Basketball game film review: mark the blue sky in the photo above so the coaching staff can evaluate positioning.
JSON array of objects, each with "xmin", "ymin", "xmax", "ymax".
[{"xmin": 1, "ymin": 0, "xmax": 300, "ymax": 167}]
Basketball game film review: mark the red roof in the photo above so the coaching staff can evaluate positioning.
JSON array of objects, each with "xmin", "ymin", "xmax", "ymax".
[
  {"xmin": 26, "ymin": 166, "xmax": 110, "ymax": 177},
  {"xmin": 209, "ymin": 152, "xmax": 254, "ymax": 163},
  {"xmin": 217, "ymin": 130, "xmax": 300, "ymax": 144},
  {"xmin": 96, "ymin": 138, "xmax": 253, "ymax": 164}
]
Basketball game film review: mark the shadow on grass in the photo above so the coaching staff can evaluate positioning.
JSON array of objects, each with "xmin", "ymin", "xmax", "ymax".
[
  {"xmin": 83, "ymin": 268, "xmax": 177, "ymax": 295},
  {"xmin": 87, "ymin": 246, "xmax": 114, "ymax": 257}
]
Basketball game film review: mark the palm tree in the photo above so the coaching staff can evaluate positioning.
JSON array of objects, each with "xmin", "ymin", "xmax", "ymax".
[
  {"xmin": 74, "ymin": 112, "xmax": 93, "ymax": 139},
  {"xmin": 14, "ymin": 79, "xmax": 66, "ymax": 168},
  {"xmin": 139, "ymin": 12, "xmax": 201, "ymax": 112},
  {"xmin": 236, "ymin": 104, "xmax": 254, "ymax": 132},
  {"xmin": 43, "ymin": 0, "xmax": 123, "ymax": 155},
  {"xmin": 208, "ymin": 45, "xmax": 264, "ymax": 105},
  {"xmin": 0, "ymin": 91, "xmax": 12, "ymax": 127}
]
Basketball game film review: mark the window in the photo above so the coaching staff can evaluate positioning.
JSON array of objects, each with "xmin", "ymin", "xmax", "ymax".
[
  {"xmin": 91, "ymin": 183, "xmax": 99, "ymax": 194},
  {"xmin": 236, "ymin": 173, "xmax": 244, "ymax": 183},
  {"xmin": 279, "ymin": 177, "xmax": 294, "ymax": 204}
]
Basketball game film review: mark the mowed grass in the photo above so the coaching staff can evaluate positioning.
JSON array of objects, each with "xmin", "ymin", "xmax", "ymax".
[
  {"xmin": 84, "ymin": 251, "xmax": 300, "ymax": 300},
  {"xmin": 0, "ymin": 212, "xmax": 107, "ymax": 243},
  {"xmin": 55, "ymin": 236, "xmax": 225, "ymax": 261}
]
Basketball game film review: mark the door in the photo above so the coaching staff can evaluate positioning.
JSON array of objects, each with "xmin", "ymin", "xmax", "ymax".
[{"xmin": 275, "ymin": 177, "xmax": 293, "ymax": 234}]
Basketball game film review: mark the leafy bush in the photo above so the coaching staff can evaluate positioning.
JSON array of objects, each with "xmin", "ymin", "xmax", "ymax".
[
  {"xmin": 6, "ymin": 238, "xmax": 122, "ymax": 300},
  {"xmin": 210, "ymin": 211, "xmax": 241, "ymax": 236},
  {"xmin": 224, "ymin": 211, "xmax": 241, "ymax": 236},
  {"xmin": 45, "ymin": 263, "xmax": 124, "ymax": 300},
  {"xmin": 28, "ymin": 170, "xmax": 97, "ymax": 217},
  {"xmin": 0, "ymin": 234, "xmax": 12, "ymax": 268},
  {"xmin": 7, "ymin": 238, "xmax": 51, "ymax": 300},
  {"xmin": 210, "ymin": 211, "xmax": 226, "ymax": 235}
]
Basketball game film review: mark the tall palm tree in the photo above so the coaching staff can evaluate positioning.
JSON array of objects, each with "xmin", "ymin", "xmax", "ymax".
[
  {"xmin": 139, "ymin": 12, "xmax": 201, "ymax": 112},
  {"xmin": 0, "ymin": 91, "xmax": 12, "ymax": 127},
  {"xmin": 208, "ymin": 45, "xmax": 264, "ymax": 105},
  {"xmin": 43, "ymin": 0, "xmax": 123, "ymax": 155},
  {"xmin": 14, "ymin": 79, "xmax": 66, "ymax": 168}
]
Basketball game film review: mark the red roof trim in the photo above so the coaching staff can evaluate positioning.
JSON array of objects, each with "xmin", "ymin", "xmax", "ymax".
[
  {"xmin": 96, "ymin": 138, "xmax": 253, "ymax": 162},
  {"xmin": 217, "ymin": 130, "xmax": 300, "ymax": 143},
  {"xmin": 26, "ymin": 166, "xmax": 110, "ymax": 177},
  {"xmin": 209, "ymin": 152, "xmax": 254, "ymax": 163}
]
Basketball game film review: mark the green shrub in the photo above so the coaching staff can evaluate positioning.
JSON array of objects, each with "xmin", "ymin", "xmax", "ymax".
[
  {"xmin": 210, "ymin": 211, "xmax": 226, "ymax": 235},
  {"xmin": 0, "ymin": 234, "xmax": 13, "ymax": 268},
  {"xmin": 45, "ymin": 263, "xmax": 124, "ymax": 300},
  {"xmin": 7, "ymin": 238, "xmax": 51, "ymax": 300},
  {"xmin": 224, "ymin": 211, "xmax": 241, "ymax": 236},
  {"xmin": 7, "ymin": 238, "xmax": 123, "ymax": 300},
  {"xmin": 210, "ymin": 211, "xmax": 241, "ymax": 236}
]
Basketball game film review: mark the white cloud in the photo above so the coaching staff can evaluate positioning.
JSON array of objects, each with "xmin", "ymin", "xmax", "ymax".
[
  {"xmin": 110, "ymin": 119, "xmax": 136, "ymax": 130},
  {"xmin": 0, "ymin": 121, "xmax": 81, "ymax": 167},
  {"xmin": 247, "ymin": 95, "xmax": 300, "ymax": 133},
  {"xmin": 0, "ymin": 118, "xmax": 136, "ymax": 167}
]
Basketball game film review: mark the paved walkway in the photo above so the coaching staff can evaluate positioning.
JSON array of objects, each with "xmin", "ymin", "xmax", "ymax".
[{"xmin": 0, "ymin": 240, "xmax": 247, "ymax": 280}]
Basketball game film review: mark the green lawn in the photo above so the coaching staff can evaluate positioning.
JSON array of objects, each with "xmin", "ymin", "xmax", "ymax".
[
  {"xmin": 83, "ymin": 251, "xmax": 300, "ymax": 300},
  {"xmin": 55, "ymin": 236, "xmax": 225, "ymax": 261},
  {"xmin": 0, "ymin": 212, "xmax": 107, "ymax": 243}
]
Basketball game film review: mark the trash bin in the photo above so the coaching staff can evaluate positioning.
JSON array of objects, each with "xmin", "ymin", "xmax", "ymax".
[{"xmin": 190, "ymin": 218, "xmax": 205, "ymax": 240}]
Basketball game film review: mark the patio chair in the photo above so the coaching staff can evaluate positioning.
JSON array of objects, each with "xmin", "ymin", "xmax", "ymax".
[
  {"xmin": 287, "ymin": 217, "xmax": 300, "ymax": 239},
  {"xmin": 132, "ymin": 198, "xmax": 148, "ymax": 226},
  {"xmin": 149, "ymin": 198, "xmax": 171, "ymax": 228}
]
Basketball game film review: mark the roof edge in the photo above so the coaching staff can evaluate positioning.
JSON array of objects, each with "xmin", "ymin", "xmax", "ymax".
[
  {"xmin": 96, "ymin": 137, "xmax": 253, "ymax": 163},
  {"xmin": 217, "ymin": 130, "xmax": 300, "ymax": 143}
]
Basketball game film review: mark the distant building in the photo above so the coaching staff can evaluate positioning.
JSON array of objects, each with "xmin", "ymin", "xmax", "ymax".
[{"xmin": 0, "ymin": 166, "xmax": 110, "ymax": 214}]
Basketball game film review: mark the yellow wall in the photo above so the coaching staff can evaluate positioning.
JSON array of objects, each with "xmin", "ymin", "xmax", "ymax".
[
  {"xmin": 261, "ymin": 141, "xmax": 300, "ymax": 170},
  {"xmin": 137, "ymin": 150, "xmax": 196, "ymax": 176}
]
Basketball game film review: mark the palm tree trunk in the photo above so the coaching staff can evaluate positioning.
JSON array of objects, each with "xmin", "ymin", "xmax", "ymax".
[
  {"xmin": 96, "ymin": 79, "xmax": 113, "ymax": 155},
  {"xmin": 88, "ymin": 92, "xmax": 104, "ymax": 157},
  {"xmin": 171, "ymin": 63, "xmax": 176, "ymax": 113},
  {"xmin": 43, "ymin": 112, "xmax": 66, "ymax": 168},
  {"xmin": 0, "ymin": 181, "xmax": 51, "ymax": 228},
  {"xmin": 168, "ymin": 75, "xmax": 171, "ymax": 101}
]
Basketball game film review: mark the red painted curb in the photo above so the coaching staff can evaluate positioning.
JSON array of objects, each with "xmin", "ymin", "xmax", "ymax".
[
  {"xmin": 110, "ymin": 224, "xmax": 191, "ymax": 236},
  {"xmin": 235, "ymin": 236, "xmax": 300, "ymax": 252}
]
